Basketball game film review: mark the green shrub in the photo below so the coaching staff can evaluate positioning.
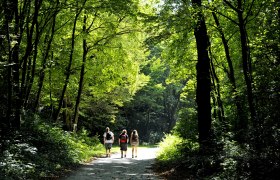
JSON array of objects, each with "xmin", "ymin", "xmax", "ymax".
[
  {"xmin": 0, "ymin": 115, "xmax": 104, "ymax": 179},
  {"xmin": 157, "ymin": 134, "xmax": 198, "ymax": 163}
]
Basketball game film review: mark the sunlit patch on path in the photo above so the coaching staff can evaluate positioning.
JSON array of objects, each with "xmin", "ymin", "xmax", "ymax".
[{"xmin": 61, "ymin": 147, "xmax": 162, "ymax": 180}]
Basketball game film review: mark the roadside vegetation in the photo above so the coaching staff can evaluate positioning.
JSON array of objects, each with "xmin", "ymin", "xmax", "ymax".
[{"xmin": 0, "ymin": 115, "xmax": 104, "ymax": 179}]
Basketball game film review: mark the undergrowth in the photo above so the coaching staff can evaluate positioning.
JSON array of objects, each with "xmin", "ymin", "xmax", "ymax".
[
  {"xmin": 156, "ymin": 133, "xmax": 280, "ymax": 179},
  {"xmin": 0, "ymin": 115, "xmax": 103, "ymax": 179}
]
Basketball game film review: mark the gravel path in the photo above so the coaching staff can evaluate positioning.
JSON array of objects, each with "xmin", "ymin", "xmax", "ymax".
[{"xmin": 61, "ymin": 147, "xmax": 162, "ymax": 180}]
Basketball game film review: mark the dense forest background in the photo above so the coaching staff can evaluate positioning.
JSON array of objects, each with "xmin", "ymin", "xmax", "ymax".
[{"xmin": 0, "ymin": 0, "xmax": 279, "ymax": 179}]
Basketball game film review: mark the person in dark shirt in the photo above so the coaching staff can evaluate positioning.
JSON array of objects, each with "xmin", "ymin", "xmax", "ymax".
[{"xmin": 118, "ymin": 129, "xmax": 129, "ymax": 158}]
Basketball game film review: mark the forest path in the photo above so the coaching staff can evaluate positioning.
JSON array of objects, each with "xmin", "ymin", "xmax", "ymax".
[{"xmin": 61, "ymin": 147, "xmax": 162, "ymax": 180}]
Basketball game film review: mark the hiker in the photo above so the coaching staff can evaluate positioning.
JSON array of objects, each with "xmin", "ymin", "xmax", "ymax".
[
  {"xmin": 119, "ymin": 129, "xmax": 129, "ymax": 158},
  {"xmin": 103, "ymin": 127, "xmax": 114, "ymax": 157},
  {"xmin": 130, "ymin": 129, "xmax": 139, "ymax": 158}
]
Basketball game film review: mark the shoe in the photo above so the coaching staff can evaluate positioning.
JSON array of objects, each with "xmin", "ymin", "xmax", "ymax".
[{"xmin": 132, "ymin": 155, "xmax": 134, "ymax": 158}]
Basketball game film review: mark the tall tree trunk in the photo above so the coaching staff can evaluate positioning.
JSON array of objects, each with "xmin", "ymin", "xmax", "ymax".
[
  {"xmin": 4, "ymin": 0, "xmax": 13, "ymax": 130},
  {"xmin": 25, "ymin": 18, "xmax": 40, "ymax": 107},
  {"xmin": 73, "ymin": 14, "xmax": 88, "ymax": 132},
  {"xmin": 209, "ymin": 49, "xmax": 225, "ymax": 129},
  {"xmin": 11, "ymin": 0, "xmax": 21, "ymax": 129},
  {"xmin": 212, "ymin": 11, "xmax": 247, "ymax": 141},
  {"xmin": 237, "ymin": 0, "xmax": 256, "ymax": 122},
  {"xmin": 54, "ymin": 1, "xmax": 85, "ymax": 122},
  {"xmin": 21, "ymin": 0, "xmax": 42, "ymax": 108},
  {"xmin": 192, "ymin": 0, "xmax": 212, "ymax": 151},
  {"xmin": 34, "ymin": 1, "xmax": 58, "ymax": 111}
]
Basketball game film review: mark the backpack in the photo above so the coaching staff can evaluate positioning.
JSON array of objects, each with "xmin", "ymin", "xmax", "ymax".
[
  {"xmin": 106, "ymin": 132, "xmax": 112, "ymax": 140},
  {"xmin": 132, "ymin": 134, "xmax": 138, "ymax": 141},
  {"xmin": 120, "ymin": 134, "xmax": 127, "ymax": 143}
]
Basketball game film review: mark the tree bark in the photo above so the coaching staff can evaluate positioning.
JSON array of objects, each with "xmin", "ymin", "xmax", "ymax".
[
  {"xmin": 192, "ymin": 0, "xmax": 212, "ymax": 151},
  {"xmin": 34, "ymin": 1, "xmax": 58, "ymax": 111},
  {"xmin": 237, "ymin": 0, "xmax": 256, "ymax": 122},
  {"xmin": 3, "ymin": 0, "xmax": 13, "ymax": 130},
  {"xmin": 11, "ymin": 0, "xmax": 21, "ymax": 129},
  {"xmin": 21, "ymin": 0, "xmax": 42, "ymax": 109},
  {"xmin": 54, "ymin": 1, "xmax": 86, "ymax": 122},
  {"xmin": 73, "ymin": 14, "xmax": 88, "ymax": 132},
  {"xmin": 212, "ymin": 11, "xmax": 247, "ymax": 141},
  {"xmin": 209, "ymin": 49, "xmax": 225, "ymax": 128}
]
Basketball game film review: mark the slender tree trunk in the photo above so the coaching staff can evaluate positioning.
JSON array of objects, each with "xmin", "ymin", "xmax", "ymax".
[
  {"xmin": 73, "ymin": 14, "xmax": 88, "ymax": 132},
  {"xmin": 49, "ymin": 52, "xmax": 54, "ymax": 118},
  {"xmin": 25, "ymin": 18, "xmax": 40, "ymax": 107},
  {"xmin": 192, "ymin": 0, "xmax": 212, "ymax": 151},
  {"xmin": 54, "ymin": 1, "xmax": 85, "ymax": 122},
  {"xmin": 34, "ymin": 3, "xmax": 58, "ymax": 111},
  {"xmin": 209, "ymin": 49, "xmax": 225, "ymax": 127},
  {"xmin": 237, "ymin": 0, "xmax": 256, "ymax": 122},
  {"xmin": 22, "ymin": 0, "xmax": 42, "ymax": 108},
  {"xmin": 212, "ymin": 11, "xmax": 247, "ymax": 140},
  {"xmin": 4, "ymin": 0, "xmax": 13, "ymax": 130},
  {"xmin": 11, "ymin": 0, "xmax": 21, "ymax": 129}
]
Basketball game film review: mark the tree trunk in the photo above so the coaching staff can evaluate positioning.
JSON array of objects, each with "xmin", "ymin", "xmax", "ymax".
[
  {"xmin": 25, "ymin": 18, "xmax": 40, "ymax": 107},
  {"xmin": 11, "ymin": 0, "xmax": 21, "ymax": 129},
  {"xmin": 34, "ymin": 2, "xmax": 58, "ymax": 111},
  {"xmin": 237, "ymin": 0, "xmax": 256, "ymax": 122},
  {"xmin": 22, "ymin": 0, "xmax": 42, "ymax": 109},
  {"xmin": 54, "ymin": 1, "xmax": 85, "ymax": 122},
  {"xmin": 73, "ymin": 14, "xmax": 88, "ymax": 132},
  {"xmin": 192, "ymin": 0, "xmax": 212, "ymax": 151},
  {"xmin": 3, "ymin": 0, "xmax": 13, "ymax": 130},
  {"xmin": 212, "ymin": 11, "xmax": 247, "ymax": 141},
  {"xmin": 209, "ymin": 49, "xmax": 225, "ymax": 129}
]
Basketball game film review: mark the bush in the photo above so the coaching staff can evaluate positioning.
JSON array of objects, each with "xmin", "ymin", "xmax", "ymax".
[
  {"xmin": 0, "ymin": 115, "xmax": 104, "ymax": 179},
  {"xmin": 157, "ymin": 134, "xmax": 198, "ymax": 163}
]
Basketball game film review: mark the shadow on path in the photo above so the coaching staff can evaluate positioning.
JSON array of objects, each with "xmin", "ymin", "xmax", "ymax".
[{"xmin": 61, "ymin": 147, "xmax": 162, "ymax": 180}]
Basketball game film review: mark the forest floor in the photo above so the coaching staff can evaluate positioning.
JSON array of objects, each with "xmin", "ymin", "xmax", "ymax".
[{"xmin": 60, "ymin": 147, "xmax": 163, "ymax": 180}]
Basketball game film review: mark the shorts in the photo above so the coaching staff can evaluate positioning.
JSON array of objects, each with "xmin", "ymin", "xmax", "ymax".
[
  {"xmin": 131, "ymin": 141, "xmax": 139, "ymax": 146},
  {"xmin": 105, "ymin": 143, "xmax": 112, "ymax": 150},
  {"xmin": 120, "ymin": 143, "xmax": 128, "ymax": 151}
]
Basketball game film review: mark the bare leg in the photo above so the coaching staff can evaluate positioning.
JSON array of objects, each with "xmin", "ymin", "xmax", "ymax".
[
  {"xmin": 105, "ymin": 146, "xmax": 108, "ymax": 157},
  {"xmin": 132, "ymin": 146, "xmax": 135, "ymax": 158}
]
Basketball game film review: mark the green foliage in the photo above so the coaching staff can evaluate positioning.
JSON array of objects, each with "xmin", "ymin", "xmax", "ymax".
[
  {"xmin": 0, "ymin": 115, "xmax": 103, "ymax": 179},
  {"xmin": 157, "ymin": 134, "xmax": 198, "ymax": 163}
]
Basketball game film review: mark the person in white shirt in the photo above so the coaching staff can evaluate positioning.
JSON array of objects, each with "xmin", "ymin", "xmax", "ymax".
[{"xmin": 103, "ymin": 127, "xmax": 114, "ymax": 157}]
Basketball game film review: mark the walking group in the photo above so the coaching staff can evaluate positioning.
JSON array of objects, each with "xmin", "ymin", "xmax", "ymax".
[{"xmin": 103, "ymin": 127, "xmax": 139, "ymax": 158}]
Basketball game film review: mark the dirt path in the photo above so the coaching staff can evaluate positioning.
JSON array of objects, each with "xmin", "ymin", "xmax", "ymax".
[{"xmin": 61, "ymin": 147, "xmax": 162, "ymax": 180}]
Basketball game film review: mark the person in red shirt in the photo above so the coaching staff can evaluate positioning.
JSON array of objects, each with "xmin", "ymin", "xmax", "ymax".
[{"xmin": 118, "ymin": 129, "xmax": 129, "ymax": 158}]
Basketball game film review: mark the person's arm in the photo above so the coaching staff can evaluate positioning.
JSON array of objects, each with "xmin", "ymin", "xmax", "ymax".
[{"xmin": 127, "ymin": 135, "xmax": 129, "ymax": 143}]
